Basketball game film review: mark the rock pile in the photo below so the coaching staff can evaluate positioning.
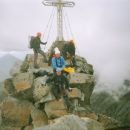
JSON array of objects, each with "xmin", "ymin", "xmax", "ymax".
[{"xmin": 0, "ymin": 46, "xmax": 99, "ymax": 130}]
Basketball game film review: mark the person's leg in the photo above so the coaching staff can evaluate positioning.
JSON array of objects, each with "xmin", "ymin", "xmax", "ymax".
[
  {"xmin": 63, "ymin": 94, "xmax": 74, "ymax": 112},
  {"xmin": 33, "ymin": 49, "xmax": 38, "ymax": 68},
  {"xmin": 37, "ymin": 49, "xmax": 47, "ymax": 62},
  {"xmin": 52, "ymin": 86, "xmax": 60, "ymax": 100},
  {"xmin": 72, "ymin": 56, "xmax": 77, "ymax": 67},
  {"xmin": 62, "ymin": 87, "xmax": 74, "ymax": 112}
]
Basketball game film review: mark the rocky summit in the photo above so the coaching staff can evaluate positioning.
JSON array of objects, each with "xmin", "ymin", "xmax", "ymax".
[{"xmin": 0, "ymin": 41, "xmax": 127, "ymax": 130}]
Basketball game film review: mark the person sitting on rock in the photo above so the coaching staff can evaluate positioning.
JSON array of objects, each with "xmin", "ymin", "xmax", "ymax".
[
  {"xmin": 51, "ymin": 48, "xmax": 66, "ymax": 73},
  {"xmin": 31, "ymin": 32, "xmax": 47, "ymax": 68},
  {"xmin": 46, "ymin": 69, "xmax": 73, "ymax": 112},
  {"xmin": 63, "ymin": 40, "xmax": 76, "ymax": 67}
]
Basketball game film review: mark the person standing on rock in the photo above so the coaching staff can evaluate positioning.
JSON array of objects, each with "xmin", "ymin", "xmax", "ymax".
[
  {"xmin": 46, "ymin": 69, "xmax": 73, "ymax": 111},
  {"xmin": 51, "ymin": 48, "xmax": 66, "ymax": 73},
  {"xmin": 31, "ymin": 32, "xmax": 47, "ymax": 68},
  {"xmin": 63, "ymin": 40, "xmax": 76, "ymax": 67}
]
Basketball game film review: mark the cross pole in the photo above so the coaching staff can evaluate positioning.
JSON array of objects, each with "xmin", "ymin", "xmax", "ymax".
[{"xmin": 42, "ymin": 0, "xmax": 75, "ymax": 41}]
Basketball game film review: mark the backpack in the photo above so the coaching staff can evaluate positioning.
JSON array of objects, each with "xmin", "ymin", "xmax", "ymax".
[{"xmin": 28, "ymin": 36, "xmax": 35, "ymax": 48}]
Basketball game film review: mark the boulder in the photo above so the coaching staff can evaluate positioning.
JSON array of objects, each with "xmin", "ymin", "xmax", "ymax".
[
  {"xmin": 1, "ymin": 97, "xmax": 34, "ymax": 127},
  {"xmin": 69, "ymin": 73, "xmax": 94, "ymax": 85},
  {"xmin": 20, "ymin": 54, "xmax": 48, "ymax": 72},
  {"xmin": 4, "ymin": 78, "xmax": 15, "ymax": 96},
  {"xmin": 79, "ymin": 82, "xmax": 95, "ymax": 107},
  {"xmin": 82, "ymin": 117, "xmax": 104, "ymax": 130},
  {"xmin": 0, "ymin": 126, "xmax": 21, "ymax": 130},
  {"xmin": 85, "ymin": 112, "xmax": 98, "ymax": 120},
  {"xmin": 33, "ymin": 115, "xmax": 104, "ymax": 130},
  {"xmin": 24, "ymin": 125, "xmax": 33, "ymax": 130},
  {"xmin": 13, "ymin": 72, "xmax": 34, "ymax": 92},
  {"xmin": 75, "ymin": 56, "xmax": 94, "ymax": 75},
  {"xmin": 44, "ymin": 99, "xmax": 67, "ymax": 119},
  {"xmin": 20, "ymin": 54, "xmax": 32, "ymax": 72},
  {"xmin": 33, "ymin": 76, "xmax": 50, "ymax": 101},
  {"xmin": 36, "ymin": 56, "xmax": 48, "ymax": 68},
  {"xmin": 31, "ymin": 107, "xmax": 48, "ymax": 128},
  {"xmin": 68, "ymin": 88, "xmax": 82, "ymax": 99},
  {"xmin": 98, "ymin": 114, "xmax": 121, "ymax": 130},
  {"xmin": 69, "ymin": 73, "xmax": 95, "ymax": 106},
  {"xmin": 38, "ymin": 90, "xmax": 55, "ymax": 103}
]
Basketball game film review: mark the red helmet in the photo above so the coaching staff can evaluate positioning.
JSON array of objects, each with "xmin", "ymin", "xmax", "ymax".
[{"xmin": 36, "ymin": 32, "xmax": 42, "ymax": 37}]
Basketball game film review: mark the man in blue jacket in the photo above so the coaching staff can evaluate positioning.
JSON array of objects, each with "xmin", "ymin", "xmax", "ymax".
[{"xmin": 51, "ymin": 48, "xmax": 66, "ymax": 73}]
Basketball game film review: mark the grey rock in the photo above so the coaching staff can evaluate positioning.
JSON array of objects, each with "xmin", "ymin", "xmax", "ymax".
[
  {"xmin": 33, "ymin": 115, "xmax": 104, "ymax": 130},
  {"xmin": 1, "ymin": 97, "xmax": 34, "ymax": 127},
  {"xmin": 31, "ymin": 107, "xmax": 48, "ymax": 128},
  {"xmin": 12, "ymin": 72, "xmax": 34, "ymax": 93},
  {"xmin": 44, "ymin": 99, "xmax": 67, "ymax": 119},
  {"xmin": 33, "ymin": 76, "xmax": 50, "ymax": 101}
]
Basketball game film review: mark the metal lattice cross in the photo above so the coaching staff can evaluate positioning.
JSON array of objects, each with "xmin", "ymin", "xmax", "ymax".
[{"xmin": 42, "ymin": 0, "xmax": 75, "ymax": 41}]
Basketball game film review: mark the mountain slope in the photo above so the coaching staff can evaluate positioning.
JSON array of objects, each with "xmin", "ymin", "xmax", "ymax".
[
  {"xmin": 0, "ymin": 54, "xmax": 21, "ymax": 81},
  {"xmin": 91, "ymin": 83, "xmax": 130, "ymax": 127}
]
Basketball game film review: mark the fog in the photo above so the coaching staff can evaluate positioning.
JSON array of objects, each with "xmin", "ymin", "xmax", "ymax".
[{"xmin": 0, "ymin": 0, "xmax": 130, "ymax": 92}]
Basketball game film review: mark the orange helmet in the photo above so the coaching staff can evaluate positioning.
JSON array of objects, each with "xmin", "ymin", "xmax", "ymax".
[
  {"xmin": 69, "ymin": 40, "xmax": 74, "ymax": 44},
  {"xmin": 36, "ymin": 32, "xmax": 42, "ymax": 37}
]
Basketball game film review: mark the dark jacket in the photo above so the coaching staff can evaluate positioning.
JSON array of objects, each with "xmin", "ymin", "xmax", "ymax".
[
  {"xmin": 63, "ymin": 43, "xmax": 75, "ymax": 59},
  {"xmin": 46, "ymin": 74, "xmax": 70, "ymax": 89},
  {"xmin": 32, "ymin": 36, "xmax": 46, "ymax": 49}
]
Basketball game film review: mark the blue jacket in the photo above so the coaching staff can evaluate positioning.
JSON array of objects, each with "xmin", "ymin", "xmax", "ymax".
[{"xmin": 51, "ymin": 56, "xmax": 66, "ymax": 70}]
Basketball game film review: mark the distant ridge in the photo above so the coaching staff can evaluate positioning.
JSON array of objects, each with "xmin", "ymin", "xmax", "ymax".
[{"xmin": 0, "ymin": 54, "xmax": 21, "ymax": 81}]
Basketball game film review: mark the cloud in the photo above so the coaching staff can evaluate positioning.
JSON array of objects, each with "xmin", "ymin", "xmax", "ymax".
[{"xmin": 0, "ymin": 0, "xmax": 130, "ymax": 91}]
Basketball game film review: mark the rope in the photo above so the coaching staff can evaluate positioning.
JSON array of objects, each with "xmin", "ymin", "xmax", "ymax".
[
  {"xmin": 46, "ymin": 8, "xmax": 56, "ymax": 42},
  {"xmin": 41, "ymin": 7, "xmax": 55, "ymax": 41},
  {"xmin": 41, "ymin": 7, "xmax": 56, "ymax": 51},
  {"xmin": 64, "ymin": 10, "xmax": 81, "ymax": 56},
  {"xmin": 64, "ymin": 11, "xmax": 74, "ymax": 39},
  {"xmin": 43, "ymin": 8, "xmax": 56, "ymax": 51},
  {"xmin": 63, "ymin": 10, "xmax": 70, "ymax": 40}
]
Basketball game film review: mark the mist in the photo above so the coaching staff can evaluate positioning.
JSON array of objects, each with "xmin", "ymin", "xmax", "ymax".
[{"xmin": 0, "ymin": 0, "xmax": 130, "ymax": 92}]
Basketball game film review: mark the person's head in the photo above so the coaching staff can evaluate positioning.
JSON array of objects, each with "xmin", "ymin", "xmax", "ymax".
[
  {"xmin": 36, "ymin": 32, "xmax": 42, "ymax": 38},
  {"xmin": 69, "ymin": 40, "xmax": 74, "ymax": 44},
  {"xmin": 56, "ymin": 69, "xmax": 62, "ymax": 76},
  {"xmin": 55, "ymin": 49, "xmax": 61, "ymax": 58}
]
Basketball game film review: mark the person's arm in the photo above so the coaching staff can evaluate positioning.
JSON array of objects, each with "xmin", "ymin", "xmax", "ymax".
[
  {"xmin": 61, "ymin": 57, "xmax": 66, "ymax": 69},
  {"xmin": 40, "ymin": 40, "xmax": 47, "ymax": 45}
]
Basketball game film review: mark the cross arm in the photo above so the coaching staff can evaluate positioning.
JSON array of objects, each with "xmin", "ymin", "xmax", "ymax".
[
  {"xmin": 62, "ymin": 1, "xmax": 75, "ymax": 7},
  {"xmin": 42, "ymin": 0, "xmax": 57, "ymax": 6},
  {"xmin": 42, "ymin": 0, "xmax": 75, "ymax": 7}
]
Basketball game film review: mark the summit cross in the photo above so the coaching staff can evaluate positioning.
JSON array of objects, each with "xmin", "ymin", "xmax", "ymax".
[{"xmin": 42, "ymin": 0, "xmax": 75, "ymax": 41}]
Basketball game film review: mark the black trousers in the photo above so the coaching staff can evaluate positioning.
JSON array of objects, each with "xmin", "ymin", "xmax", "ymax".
[{"xmin": 52, "ymin": 85, "xmax": 73, "ymax": 110}]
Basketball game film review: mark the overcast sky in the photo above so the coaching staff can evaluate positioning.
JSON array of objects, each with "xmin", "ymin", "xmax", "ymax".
[{"xmin": 0, "ymin": 0, "xmax": 130, "ymax": 91}]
